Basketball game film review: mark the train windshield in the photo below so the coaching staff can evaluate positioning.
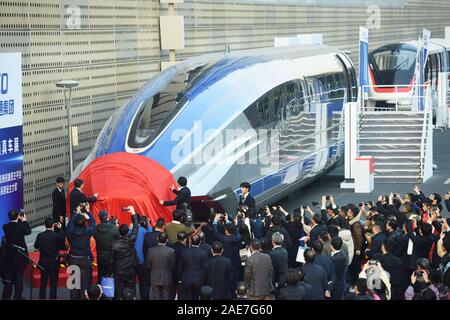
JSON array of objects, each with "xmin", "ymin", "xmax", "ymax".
[
  {"xmin": 127, "ymin": 64, "xmax": 213, "ymax": 149},
  {"xmin": 369, "ymin": 44, "xmax": 417, "ymax": 86}
]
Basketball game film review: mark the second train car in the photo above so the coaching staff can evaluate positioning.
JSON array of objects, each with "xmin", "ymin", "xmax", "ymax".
[{"xmin": 73, "ymin": 44, "xmax": 358, "ymax": 218}]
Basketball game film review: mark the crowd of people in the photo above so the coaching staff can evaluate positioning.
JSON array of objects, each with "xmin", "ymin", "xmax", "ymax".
[{"xmin": 1, "ymin": 176, "xmax": 450, "ymax": 301}]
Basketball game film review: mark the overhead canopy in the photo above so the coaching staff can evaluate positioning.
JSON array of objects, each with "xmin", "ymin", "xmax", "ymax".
[{"xmin": 68, "ymin": 152, "xmax": 176, "ymax": 226}]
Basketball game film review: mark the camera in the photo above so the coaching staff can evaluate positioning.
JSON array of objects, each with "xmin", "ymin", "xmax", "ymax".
[
  {"xmin": 326, "ymin": 195, "xmax": 331, "ymax": 200},
  {"xmin": 311, "ymin": 201, "xmax": 319, "ymax": 207},
  {"xmin": 368, "ymin": 260, "xmax": 378, "ymax": 266},
  {"xmin": 302, "ymin": 206, "xmax": 308, "ymax": 210},
  {"xmin": 414, "ymin": 271, "xmax": 424, "ymax": 277},
  {"xmin": 122, "ymin": 207, "xmax": 130, "ymax": 212}
]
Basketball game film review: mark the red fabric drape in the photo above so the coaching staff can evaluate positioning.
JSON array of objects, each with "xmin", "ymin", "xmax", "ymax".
[{"xmin": 67, "ymin": 152, "xmax": 176, "ymax": 226}]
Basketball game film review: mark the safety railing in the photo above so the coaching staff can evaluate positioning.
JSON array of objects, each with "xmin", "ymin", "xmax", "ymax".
[{"xmin": 359, "ymin": 84, "xmax": 431, "ymax": 112}]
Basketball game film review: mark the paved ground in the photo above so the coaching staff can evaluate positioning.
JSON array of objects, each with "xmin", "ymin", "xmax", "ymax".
[
  {"xmin": 278, "ymin": 128, "xmax": 450, "ymax": 219},
  {"xmin": 6, "ymin": 128, "xmax": 450, "ymax": 300}
]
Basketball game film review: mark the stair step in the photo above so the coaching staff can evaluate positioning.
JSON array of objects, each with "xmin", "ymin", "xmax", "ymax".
[
  {"xmin": 375, "ymin": 177, "xmax": 420, "ymax": 183},
  {"xmin": 359, "ymin": 145, "xmax": 421, "ymax": 151},
  {"xmin": 376, "ymin": 163, "xmax": 420, "ymax": 170},
  {"xmin": 371, "ymin": 156, "xmax": 420, "ymax": 163},
  {"xmin": 360, "ymin": 151, "xmax": 420, "ymax": 157}
]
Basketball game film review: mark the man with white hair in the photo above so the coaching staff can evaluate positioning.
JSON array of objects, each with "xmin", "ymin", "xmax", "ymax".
[{"xmin": 268, "ymin": 232, "xmax": 288, "ymax": 298}]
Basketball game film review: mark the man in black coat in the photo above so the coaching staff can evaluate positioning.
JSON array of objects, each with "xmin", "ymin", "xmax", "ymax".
[
  {"xmin": 146, "ymin": 233, "xmax": 176, "ymax": 300},
  {"xmin": 159, "ymin": 176, "xmax": 191, "ymax": 210},
  {"xmin": 110, "ymin": 206, "xmax": 139, "ymax": 300},
  {"xmin": 34, "ymin": 218, "xmax": 66, "ymax": 299},
  {"xmin": 93, "ymin": 210, "xmax": 120, "ymax": 284},
  {"xmin": 405, "ymin": 219, "xmax": 436, "ymax": 270},
  {"xmin": 266, "ymin": 215, "xmax": 292, "ymax": 250},
  {"xmin": 330, "ymin": 236, "xmax": 347, "ymax": 300},
  {"xmin": 302, "ymin": 249, "xmax": 328, "ymax": 300},
  {"xmin": 279, "ymin": 269, "xmax": 306, "ymax": 300},
  {"xmin": 198, "ymin": 231, "xmax": 212, "ymax": 258},
  {"xmin": 142, "ymin": 217, "xmax": 165, "ymax": 261},
  {"xmin": 169, "ymin": 231, "xmax": 188, "ymax": 299},
  {"xmin": 239, "ymin": 182, "xmax": 256, "ymax": 211},
  {"xmin": 268, "ymin": 232, "xmax": 288, "ymax": 294},
  {"xmin": 206, "ymin": 241, "xmax": 233, "ymax": 299},
  {"xmin": 212, "ymin": 216, "xmax": 242, "ymax": 290},
  {"xmin": 52, "ymin": 177, "xmax": 67, "ymax": 228},
  {"xmin": 69, "ymin": 178, "xmax": 98, "ymax": 213},
  {"xmin": 297, "ymin": 268, "xmax": 313, "ymax": 300},
  {"xmin": 379, "ymin": 239, "xmax": 404, "ymax": 300},
  {"xmin": 309, "ymin": 213, "xmax": 328, "ymax": 243},
  {"xmin": 66, "ymin": 203, "xmax": 96, "ymax": 300},
  {"xmin": 311, "ymin": 240, "xmax": 335, "ymax": 298},
  {"xmin": 179, "ymin": 234, "xmax": 208, "ymax": 300},
  {"xmin": 2, "ymin": 210, "xmax": 32, "ymax": 300},
  {"xmin": 366, "ymin": 222, "xmax": 386, "ymax": 259}
]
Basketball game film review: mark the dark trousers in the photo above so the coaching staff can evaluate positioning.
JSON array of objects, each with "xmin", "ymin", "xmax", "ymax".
[
  {"xmin": 68, "ymin": 256, "xmax": 91, "ymax": 300},
  {"xmin": 96, "ymin": 254, "xmax": 111, "ymax": 285},
  {"xmin": 137, "ymin": 263, "xmax": 150, "ymax": 300},
  {"xmin": 152, "ymin": 284, "xmax": 172, "ymax": 300},
  {"xmin": 180, "ymin": 282, "xmax": 202, "ymax": 300},
  {"xmin": 348, "ymin": 254, "xmax": 363, "ymax": 285},
  {"xmin": 114, "ymin": 273, "xmax": 136, "ymax": 300},
  {"xmin": 39, "ymin": 265, "xmax": 59, "ymax": 299},
  {"xmin": 2, "ymin": 264, "xmax": 25, "ymax": 300}
]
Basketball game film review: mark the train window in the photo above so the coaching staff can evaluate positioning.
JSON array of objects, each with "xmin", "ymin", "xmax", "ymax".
[
  {"xmin": 127, "ymin": 63, "xmax": 213, "ymax": 149},
  {"xmin": 370, "ymin": 44, "xmax": 417, "ymax": 86},
  {"xmin": 425, "ymin": 55, "xmax": 432, "ymax": 84},
  {"xmin": 257, "ymin": 95, "xmax": 269, "ymax": 122},
  {"xmin": 286, "ymin": 82, "xmax": 295, "ymax": 105}
]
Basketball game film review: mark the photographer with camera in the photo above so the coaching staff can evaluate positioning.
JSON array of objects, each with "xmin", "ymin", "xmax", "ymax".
[
  {"xmin": 404, "ymin": 258, "xmax": 431, "ymax": 300},
  {"xmin": 135, "ymin": 215, "xmax": 153, "ymax": 300},
  {"xmin": 165, "ymin": 209, "xmax": 196, "ymax": 244},
  {"xmin": 93, "ymin": 210, "xmax": 120, "ymax": 285},
  {"xmin": 2, "ymin": 209, "xmax": 31, "ymax": 300},
  {"xmin": 66, "ymin": 202, "xmax": 96, "ymax": 300},
  {"xmin": 159, "ymin": 176, "xmax": 191, "ymax": 211},
  {"xmin": 110, "ymin": 205, "xmax": 139, "ymax": 300},
  {"xmin": 211, "ymin": 212, "xmax": 242, "ymax": 292},
  {"xmin": 34, "ymin": 217, "xmax": 66, "ymax": 299}
]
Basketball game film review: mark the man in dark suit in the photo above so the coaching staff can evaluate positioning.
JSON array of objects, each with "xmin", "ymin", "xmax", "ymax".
[
  {"xmin": 179, "ymin": 234, "xmax": 208, "ymax": 300},
  {"xmin": 198, "ymin": 231, "xmax": 212, "ymax": 258},
  {"xmin": 266, "ymin": 215, "xmax": 292, "ymax": 250},
  {"xmin": 146, "ymin": 233, "xmax": 176, "ymax": 300},
  {"xmin": 159, "ymin": 176, "xmax": 191, "ymax": 211},
  {"xmin": 239, "ymin": 182, "xmax": 255, "ymax": 211},
  {"xmin": 69, "ymin": 178, "xmax": 98, "ymax": 213},
  {"xmin": 302, "ymin": 249, "xmax": 328, "ymax": 300},
  {"xmin": 169, "ymin": 231, "xmax": 188, "ymax": 299},
  {"xmin": 366, "ymin": 222, "xmax": 386, "ymax": 259},
  {"xmin": 279, "ymin": 269, "xmax": 306, "ymax": 300},
  {"xmin": 212, "ymin": 215, "xmax": 242, "ymax": 290},
  {"xmin": 330, "ymin": 236, "xmax": 347, "ymax": 300},
  {"xmin": 34, "ymin": 218, "xmax": 66, "ymax": 299},
  {"xmin": 311, "ymin": 240, "xmax": 335, "ymax": 298},
  {"xmin": 206, "ymin": 241, "xmax": 233, "ymax": 300},
  {"xmin": 2, "ymin": 210, "xmax": 32, "ymax": 300},
  {"xmin": 309, "ymin": 213, "xmax": 328, "ymax": 243},
  {"xmin": 244, "ymin": 239, "xmax": 275, "ymax": 300},
  {"xmin": 52, "ymin": 177, "xmax": 67, "ymax": 228},
  {"xmin": 297, "ymin": 268, "xmax": 313, "ymax": 300},
  {"xmin": 142, "ymin": 217, "xmax": 165, "ymax": 261},
  {"xmin": 268, "ymin": 232, "xmax": 288, "ymax": 294},
  {"xmin": 379, "ymin": 239, "xmax": 404, "ymax": 300}
]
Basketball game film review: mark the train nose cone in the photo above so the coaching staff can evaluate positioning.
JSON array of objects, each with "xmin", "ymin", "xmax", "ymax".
[{"xmin": 68, "ymin": 152, "xmax": 177, "ymax": 225}]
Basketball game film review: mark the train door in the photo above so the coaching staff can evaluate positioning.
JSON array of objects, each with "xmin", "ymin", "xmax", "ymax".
[{"xmin": 337, "ymin": 53, "xmax": 358, "ymax": 102}]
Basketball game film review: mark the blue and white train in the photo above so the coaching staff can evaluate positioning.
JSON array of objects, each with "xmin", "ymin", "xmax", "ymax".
[{"xmin": 74, "ymin": 44, "xmax": 358, "ymax": 219}]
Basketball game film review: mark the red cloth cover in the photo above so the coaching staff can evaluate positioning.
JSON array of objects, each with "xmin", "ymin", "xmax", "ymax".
[{"xmin": 67, "ymin": 152, "xmax": 176, "ymax": 226}]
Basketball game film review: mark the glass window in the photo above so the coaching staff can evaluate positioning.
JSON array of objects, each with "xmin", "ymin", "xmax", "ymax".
[
  {"xmin": 370, "ymin": 44, "xmax": 417, "ymax": 86},
  {"xmin": 257, "ymin": 95, "xmax": 269, "ymax": 122},
  {"xmin": 127, "ymin": 64, "xmax": 213, "ymax": 149},
  {"xmin": 272, "ymin": 86, "xmax": 283, "ymax": 120}
]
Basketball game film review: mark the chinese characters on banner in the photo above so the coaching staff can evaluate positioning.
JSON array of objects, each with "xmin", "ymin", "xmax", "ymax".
[{"xmin": 0, "ymin": 53, "xmax": 23, "ymax": 239}]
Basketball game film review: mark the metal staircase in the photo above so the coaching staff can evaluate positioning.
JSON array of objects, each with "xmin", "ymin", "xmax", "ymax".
[{"xmin": 358, "ymin": 112, "xmax": 428, "ymax": 183}]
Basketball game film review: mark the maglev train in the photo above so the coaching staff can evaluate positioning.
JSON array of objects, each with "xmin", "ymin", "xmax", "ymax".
[
  {"xmin": 368, "ymin": 38, "xmax": 450, "ymax": 111},
  {"xmin": 73, "ymin": 44, "xmax": 358, "ymax": 219}
]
